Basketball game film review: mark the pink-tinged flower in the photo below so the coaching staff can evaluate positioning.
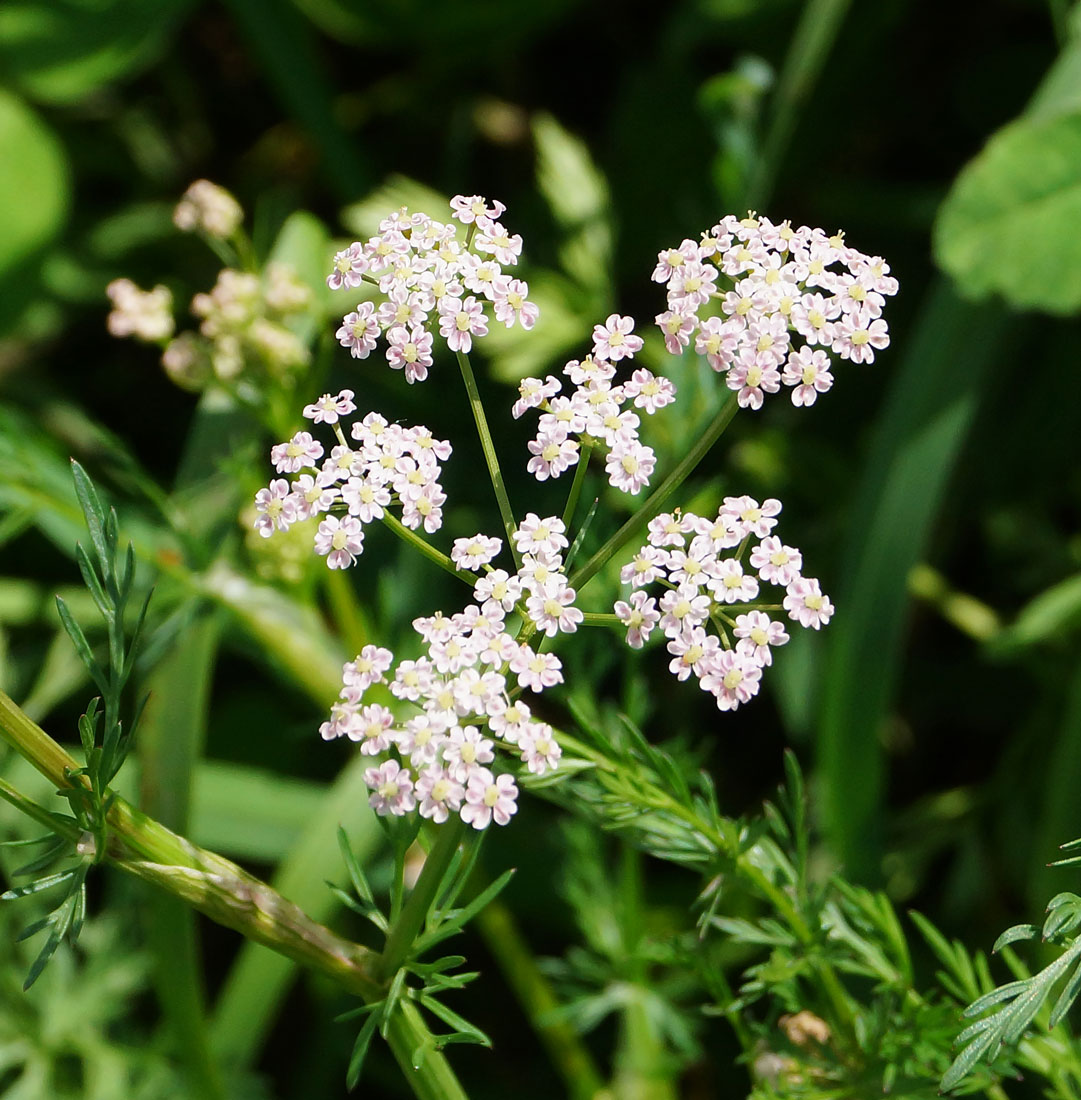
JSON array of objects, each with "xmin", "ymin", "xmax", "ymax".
[
  {"xmin": 443, "ymin": 725, "xmax": 496, "ymax": 782},
  {"xmin": 666, "ymin": 545, "xmax": 714, "ymax": 589},
  {"xmin": 527, "ymin": 429, "xmax": 580, "ymax": 481},
  {"xmin": 450, "ymin": 194, "xmax": 507, "ymax": 225},
  {"xmin": 564, "ymin": 355, "xmax": 616, "ymax": 386},
  {"xmin": 694, "ymin": 511, "xmax": 743, "ymax": 551},
  {"xmin": 492, "ymin": 276, "xmax": 539, "ymax": 329},
  {"xmin": 605, "ymin": 440, "xmax": 656, "ymax": 495},
  {"xmin": 668, "ymin": 261, "xmax": 718, "ymax": 308},
  {"xmin": 695, "ymin": 316, "xmax": 740, "ymax": 372},
  {"xmin": 525, "ymin": 582, "xmax": 582, "ymax": 637},
  {"xmin": 651, "ymin": 239, "xmax": 699, "ymax": 283},
  {"xmin": 833, "ymin": 317, "xmax": 889, "ymax": 363},
  {"xmin": 513, "ymin": 514, "xmax": 569, "ymax": 557},
  {"xmin": 512, "ymin": 374, "xmax": 561, "ymax": 419},
  {"xmin": 349, "ymin": 703, "xmax": 396, "ymax": 755},
  {"xmin": 291, "ymin": 473, "xmax": 337, "ymax": 521},
  {"xmin": 271, "ymin": 431, "xmax": 323, "ymax": 474},
  {"xmin": 700, "ymin": 650, "xmax": 762, "ymax": 711},
  {"xmin": 340, "ymin": 476, "xmax": 391, "ymax": 523},
  {"xmin": 473, "ymin": 568, "xmax": 524, "ymax": 612},
  {"xmin": 614, "ymin": 591, "xmax": 661, "ymax": 649},
  {"xmin": 327, "ymin": 242, "xmax": 369, "ymax": 290},
  {"xmin": 365, "ymin": 759, "xmax": 416, "ymax": 816},
  {"xmin": 782, "ymin": 346, "xmax": 834, "ymax": 406},
  {"xmin": 460, "ymin": 255, "xmax": 503, "ymax": 300},
  {"xmin": 314, "ymin": 514, "xmax": 364, "ymax": 569},
  {"xmin": 722, "ymin": 495, "xmax": 782, "ymax": 538},
  {"xmin": 385, "ymin": 324, "xmax": 434, "ymax": 383},
  {"xmin": 647, "ymin": 511, "xmax": 694, "ymax": 548},
  {"xmin": 428, "ymin": 633, "xmax": 477, "ymax": 676},
  {"xmin": 622, "ymin": 368, "xmax": 676, "ymax": 414},
  {"xmin": 791, "ymin": 292, "xmax": 841, "ymax": 346},
  {"xmin": 519, "ymin": 724, "xmax": 562, "ymax": 774},
  {"xmin": 488, "ymin": 701, "xmax": 533, "ymax": 745},
  {"xmin": 784, "ymin": 577, "xmax": 834, "ymax": 629},
  {"xmin": 658, "ymin": 586, "xmax": 711, "ymax": 633},
  {"xmin": 452, "ymin": 668, "xmax": 505, "ymax": 717},
  {"xmin": 749, "ymin": 536, "xmax": 803, "ymax": 586},
  {"xmin": 475, "ymin": 221, "xmax": 523, "ymax": 265},
  {"xmin": 377, "ymin": 285, "xmax": 427, "ymax": 331},
  {"xmin": 253, "ymin": 479, "xmax": 297, "ymax": 537},
  {"xmin": 592, "ymin": 314, "xmax": 644, "ymax": 362},
  {"xmin": 318, "ymin": 701, "xmax": 356, "ymax": 741},
  {"xmin": 460, "ymin": 769, "xmax": 518, "ymax": 829},
  {"xmin": 336, "ymin": 303, "xmax": 379, "ymax": 359},
  {"xmin": 451, "ymin": 533, "xmax": 503, "ymax": 572},
  {"xmin": 733, "ymin": 611, "xmax": 789, "ymax": 666},
  {"xmin": 726, "ymin": 351, "xmax": 781, "ymax": 411},
  {"xmin": 400, "ymin": 483, "xmax": 446, "ymax": 534},
  {"xmin": 655, "ymin": 309, "xmax": 696, "ymax": 354},
  {"xmin": 391, "ymin": 660, "xmax": 435, "ymax": 704},
  {"xmin": 509, "ymin": 645, "xmax": 565, "ymax": 691},
  {"xmin": 438, "ymin": 295, "xmax": 488, "ymax": 353},
  {"xmin": 415, "ymin": 766, "xmax": 464, "ymax": 823},
  {"xmin": 667, "ymin": 626, "xmax": 721, "ymax": 681},
  {"xmin": 342, "ymin": 645, "xmax": 394, "ymax": 695},
  {"xmin": 620, "ymin": 544, "xmax": 669, "ymax": 586},
  {"xmin": 708, "ymin": 559, "xmax": 760, "ymax": 604}
]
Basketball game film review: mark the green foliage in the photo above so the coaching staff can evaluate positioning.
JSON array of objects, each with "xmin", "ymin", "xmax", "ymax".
[
  {"xmin": 934, "ymin": 10, "xmax": 1081, "ymax": 313},
  {"xmin": 331, "ymin": 826, "xmax": 508, "ymax": 1088}
]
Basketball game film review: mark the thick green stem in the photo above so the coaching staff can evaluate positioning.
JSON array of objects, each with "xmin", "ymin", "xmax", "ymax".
[
  {"xmin": 0, "ymin": 689, "xmax": 472, "ymax": 1100},
  {"xmin": 455, "ymin": 350, "xmax": 520, "ymax": 567},
  {"xmin": 378, "ymin": 818, "xmax": 467, "ymax": 981},
  {"xmin": 569, "ymin": 394, "xmax": 738, "ymax": 593}
]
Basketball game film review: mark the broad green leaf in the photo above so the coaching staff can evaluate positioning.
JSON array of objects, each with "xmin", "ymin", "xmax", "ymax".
[
  {"xmin": 935, "ymin": 113, "xmax": 1081, "ymax": 314},
  {"xmin": 0, "ymin": 0, "xmax": 192, "ymax": 104},
  {"xmin": 0, "ymin": 89, "xmax": 69, "ymax": 280}
]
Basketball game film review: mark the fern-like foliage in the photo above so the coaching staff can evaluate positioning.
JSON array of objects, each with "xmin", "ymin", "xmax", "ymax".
[
  {"xmin": 941, "ymin": 890, "xmax": 1081, "ymax": 1091},
  {"xmin": 0, "ymin": 462, "xmax": 149, "ymax": 987}
]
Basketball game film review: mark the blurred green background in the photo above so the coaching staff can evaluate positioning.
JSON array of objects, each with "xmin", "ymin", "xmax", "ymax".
[{"xmin": 2, "ymin": 0, "xmax": 1081, "ymax": 1096}]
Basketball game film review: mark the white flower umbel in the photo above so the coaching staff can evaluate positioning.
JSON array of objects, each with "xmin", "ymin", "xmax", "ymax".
[
  {"xmin": 654, "ymin": 214, "xmax": 896, "ymax": 409},
  {"xmin": 615, "ymin": 496, "xmax": 832, "ymax": 711}
]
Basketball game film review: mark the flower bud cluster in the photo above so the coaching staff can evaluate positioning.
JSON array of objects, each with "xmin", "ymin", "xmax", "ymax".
[
  {"xmin": 254, "ymin": 389, "xmax": 452, "ymax": 568},
  {"xmin": 513, "ymin": 315, "xmax": 674, "ymax": 496},
  {"xmin": 654, "ymin": 214, "xmax": 898, "ymax": 410},
  {"xmin": 328, "ymin": 195, "xmax": 538, "ymax": 383},
  {"xmin": 320, "ymin": 592, "xmax": 566, "ymax": 829},
  {"xmin": 173, "ymin": 179, "xmax": 244, "ymax": 239},
  {"xmin": 106, "ymin": 179, "xmax": 313, "ymax": 392},
  {"xmin": 186, "ymin": 262, "xmax": 312, "ymax": 381},
  {"xmin": 105, "ymin": 279, "xmax": 175, "ymax": 342},
  {"xmin": 615, "ymin": 497, "xmax": 833, "ymax": 710}
]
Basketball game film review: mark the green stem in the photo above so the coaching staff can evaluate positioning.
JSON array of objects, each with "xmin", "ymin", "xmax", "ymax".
[
  {"xmin": 381, "ymin": 512, "xmax": 471, "ymax": 585},
  {"xmin": 379, "ymin": 818, "xmax": 467, "ymax": 981},
  {"xmin": 455, "ymin": 350, "xmax": 520, "ymax": 568},
  {"xmin": 742, "ymin": 0, "xmax": 853, "ymax": 210},
  {"xmin": 0, "ymin": 776, "xmax": 80, "ymax": 843},
  {"xmin": 324, "ymin": 567, "xmax": 371, "ymax": 656},
  {"xmin": 562, "ymin": 442, "xmax": 594, "ymax": 531},
  {"xmin": 0, "ymin": 689, "xmax": 471, "ymax": 1100},
  {"xmin": 581, "ymin": 612, "xmax": 621, "ymax": 628},
  {"xmin": 569, "ymin": 394, "xmax": 738, "ymax": 593},
  {"xmin": 476, "ymin": 900, "xmax": 606, "ymax": 1100},
  {"xmin": 384, "ymin": 1000, "xmax": 471, "ymax": 1100}
]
